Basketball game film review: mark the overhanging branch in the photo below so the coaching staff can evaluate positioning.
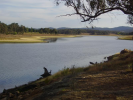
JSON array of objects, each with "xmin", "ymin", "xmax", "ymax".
[{"xmin": 55, "ymin": 0, "xmax": 133, "ymax": 23}]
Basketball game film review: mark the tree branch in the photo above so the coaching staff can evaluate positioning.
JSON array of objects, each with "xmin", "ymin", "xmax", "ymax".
[{"xmin": 55, "ymin": 0, "xmax": 133, "ymax": 23}]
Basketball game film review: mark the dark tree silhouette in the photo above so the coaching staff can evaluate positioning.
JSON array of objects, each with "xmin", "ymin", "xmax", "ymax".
[
  {"xmin": 127, "ymin": 15, "xmax": 133, "ymax": 25},
  {"xmin": 40, "ymin": 67, "xmax": 51, "ymax": 78},
  {"xmin": 55, "ymin": 0, "xmax": 133, "ymax": 24},
  {"xmin": 90, "ymin": 62, "xmax": 95, "ymax": 65}
]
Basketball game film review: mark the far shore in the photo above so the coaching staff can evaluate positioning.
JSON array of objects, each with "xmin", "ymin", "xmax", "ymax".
[
  {"xmin": 0, "ymin": 33, "xmax": 82, "ymax": 43},
  {"xmin": 117, "ymin": 35, "xmax": 133, "ymax": 40},
  {"xmin": 0, "ymin": 33, "xmax": 132, "ymax": 43}
]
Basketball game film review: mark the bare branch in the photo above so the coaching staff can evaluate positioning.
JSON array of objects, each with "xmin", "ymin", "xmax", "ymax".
[
  {"xmin": 57, "ymin": 13, "xmax": 77, "ymax": 17},
  {"xmin": 55, "ymin": 0, "xmax": 133, "ymax": 24}
]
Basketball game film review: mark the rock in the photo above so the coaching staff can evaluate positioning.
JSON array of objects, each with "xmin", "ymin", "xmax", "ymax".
[{"xmin": 120, "ymin": 49, "xmax": 131, "ymax": 54}]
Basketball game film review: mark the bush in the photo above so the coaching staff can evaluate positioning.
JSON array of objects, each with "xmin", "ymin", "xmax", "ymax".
[{"xmin": 14, "ymin": 32, "xmax": 17, "ymax": 35}]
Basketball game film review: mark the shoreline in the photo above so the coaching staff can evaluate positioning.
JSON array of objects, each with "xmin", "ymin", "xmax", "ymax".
[
  {"xmin": 117, "ymin": 35, "xmax": 133, "ymax": 40},
  {"xmin": 0, "ymin": 34, "xmax": 82, "ymax": 43},
  {"xmin": 0, "ymin": 49, "xmax": 133, "ymax": 100},
  {"xmin": 1, "ymin": 34, "xmax": 133, "ymax": 43}
]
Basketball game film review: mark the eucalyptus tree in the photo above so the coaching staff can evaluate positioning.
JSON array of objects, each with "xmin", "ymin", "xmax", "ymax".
[
  {"xmin": 30, "ymin": 27, "xmax": 33, "ymax": 32},
  {"xmin": 0, "ymin": 22, "xmax": 8, "ymax": 34},
  {"xmin": 39, "ymin": 28, "xmax": 43, "ymax": 33},
  {"xmin": 127, "ymin": 15, "xmax": 133, "ymax": 25},
  {"xmin": 55, "ymin": 0, "xmax": 133, "ymax": 24},
  {"xmin": 8, "ymin": 23, "xmax": 19, "ymax": 34},
  {"xmin": 19, "ymin": 25, "xmax": 25, "ymax": 34},
  {"xmin": 44, "ymin": 28, "xmax": 50, "ymax": 34}
]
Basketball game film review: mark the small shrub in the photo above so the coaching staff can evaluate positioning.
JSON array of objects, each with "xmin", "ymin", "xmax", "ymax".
[{"xmin": 13, "ymin": 32, "xmax": 17, "ymax": 35}]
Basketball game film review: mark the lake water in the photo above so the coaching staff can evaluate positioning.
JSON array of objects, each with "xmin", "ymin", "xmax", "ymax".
[{"xmin": 0, "ymin": 36, "xmax": 133, "ymax": 92}]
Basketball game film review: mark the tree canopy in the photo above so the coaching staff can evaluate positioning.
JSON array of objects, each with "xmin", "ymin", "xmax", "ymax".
[
  {"xmin": 55, "ymin": 0, "xmax": 133, "ymax": 24},
  {"xmin": 0, "ymin": 21, "xmax": 58, "ymax": 35}
]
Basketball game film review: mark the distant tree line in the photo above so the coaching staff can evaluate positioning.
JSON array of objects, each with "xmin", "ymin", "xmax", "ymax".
[
  {"xmin": 0, "ymin": 21, "xmax": 58, "ymax": 35},
  {"xmin": 39, "ymin": 28, "xmax": 58, "ymax": 34},
  {"xmin": 127, "ymin": 32, "xmax": 133, "ymax": 35},
  {"xmin": 57, "ymin": 28, "xmax": 124, "ymax": 35},
  {"xmin": 0, "ymin": 21, "xmax": 27, "ymax": 35},
  {"xmin": 57, "ymin": 29, "xmax": 81, "ymax": 35},
  {"xmin": 0, "ymin": 21, "xmax": 126, "ymax": 35}
]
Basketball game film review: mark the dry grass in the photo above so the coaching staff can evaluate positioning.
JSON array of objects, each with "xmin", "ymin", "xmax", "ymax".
[
  {"xmin": 47, "ymin": 52, "xmax": 133, "ymax": 100},
  {"xmin": 118, "ymin": 35, "xmax": 133, "ymax": 40},
  {"xmin": 35, "ymin": 66, "xmax": 84, "ymax": 85},
  {"xmin": 0, "ymin": 33, "xmax": 81, "ymax": 43}
]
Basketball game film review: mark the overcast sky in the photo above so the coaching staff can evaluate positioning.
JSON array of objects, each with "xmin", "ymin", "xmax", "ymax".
[{"xmin": 0, "ymin": 0, "xmax": 132, "ymax": 28}]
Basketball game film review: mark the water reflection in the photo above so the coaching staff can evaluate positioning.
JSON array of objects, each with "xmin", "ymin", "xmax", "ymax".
[{"xmin": 44, "ymin": 38, "xmax": 58, "ymax": 43}]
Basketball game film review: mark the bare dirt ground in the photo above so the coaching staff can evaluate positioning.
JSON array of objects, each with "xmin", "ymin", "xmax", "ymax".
[{"xmin": 33, "ymin": 69, "xmax": 133, "ymax": 100}]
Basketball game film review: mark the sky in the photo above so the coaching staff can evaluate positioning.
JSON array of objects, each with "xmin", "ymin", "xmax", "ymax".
[{"xmin": 0, "ymin": 0, "xmax": 132, "ymax": 28}]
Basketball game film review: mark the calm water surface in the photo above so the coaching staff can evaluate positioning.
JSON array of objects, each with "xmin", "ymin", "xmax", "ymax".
[{"xmin": 0, "ymin": 36, "xmax": 133, "ymax": 92}]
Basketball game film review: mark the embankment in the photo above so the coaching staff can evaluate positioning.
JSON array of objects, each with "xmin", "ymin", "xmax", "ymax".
[{"xmin": 0, "ymin": 49, "xmax": 133, "ymax": 100}]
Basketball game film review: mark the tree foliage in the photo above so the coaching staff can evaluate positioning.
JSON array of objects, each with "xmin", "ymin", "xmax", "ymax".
[
  {"xmin": 56, "ymin": 0, "xmax": 133, "ymax": 24},
  {"xmin": 39, "ymin": 28, "xmax": 58, "ymax": 34},
  {"xmin": 127, "ymin": 15, "xmax": 133, "ymax": 25},
  {"xmin": 58, "ymin": 29, "xmax": 81, "ymax": 34},
  {"xmin": 0, "ymin": 21, "xmax": 58, "ymax": 35},
  {"xmin": 0, "ymin": 21, "xmax": 126, "ymax": 35},
  {"xmin": 0, "ymin": 22, "xmax": 27, "ymax": 34}
]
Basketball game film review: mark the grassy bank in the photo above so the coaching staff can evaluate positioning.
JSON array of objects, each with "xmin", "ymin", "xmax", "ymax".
[
  {"xmin": 1, "ymin": 33, "xmax": 132, "ymax": 43},
  {"xmin": 118, "ymin": 35, "xmax": 133, "ymax": 40},
  {"xmin": 0, "ymin": 33, "xmax": 81, "ymax": 43},
  {"xmin": 1, "ymin": 49, "xmax": 133, "ymax": 100}
]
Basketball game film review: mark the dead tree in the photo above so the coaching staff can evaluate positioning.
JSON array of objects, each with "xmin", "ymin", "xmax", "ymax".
[
  {"xmin": 40, "ymin": 67, "xmax": 51, "ymax": 78},
  {"xmin": 90, "ymin": 62, "xmax": 95, "ymax": 65}
]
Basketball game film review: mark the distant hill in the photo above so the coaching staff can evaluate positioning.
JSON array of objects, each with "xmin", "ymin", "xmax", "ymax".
[
  {"xmin": 57, "ymin": 27, "xmax": 71, "ymax": 29},
  {"xmin": 57, "ymin": 26, "xmax": 133, "ymax": 33},
  {"xmin": 93, "ymin": 26, "xmax": 133, "ymax": 33},
  {"xmin": 48, "ymin": 27, "xmax": 55, "ymax": 29}
]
